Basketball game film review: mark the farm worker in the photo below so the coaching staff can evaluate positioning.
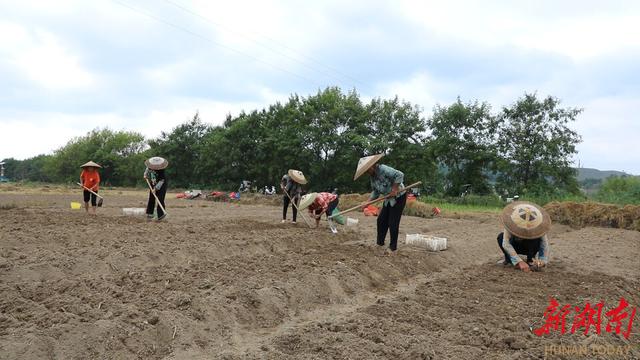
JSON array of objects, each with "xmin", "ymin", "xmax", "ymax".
[
  {"xmin": 79, "ymin": 161, "xmax": 101, "ymax": 215},
  {"xmin": 143, "ymin": 156, "xmax": 168, "ymax": 221},
  {"xmin": 280, "ymin": 169, "xmax": 306, "ymax": 224},
  {"xmin": 298, "ymin": 192, "xmax": 339, "ymax": 228},
  {"xmin": 497, "ymin": 201, "xmax": 551, "ymax": 272},
  {"xmin": 354, "ymin": 154, "xmax": 406, "ymax": 255}
]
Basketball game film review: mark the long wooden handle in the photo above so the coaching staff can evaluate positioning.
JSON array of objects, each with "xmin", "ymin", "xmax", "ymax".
[
  {"xmin": 77, "ymin": 182, "xmax": 104, "ymax": 199},
  {"xmin": 145, "ymin": 178, "xmax": 168, "ymax": 215},
  {"xmin": 328, "ymin": 181, "xmax": 422, "ymax": 219},
  {"xmin": 283, "ymin": 188, "xmax": 313, "ymax": 228}
]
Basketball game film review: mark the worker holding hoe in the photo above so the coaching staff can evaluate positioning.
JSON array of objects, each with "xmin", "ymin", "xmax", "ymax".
[
  {"xmin": 497, "ymin": 201, "xmax": 551, "ymax": 272},
  {"xmin": 281, "ymin": 169, "xmax": 306, "ymax": 224},
  {"xmin": 354, "ymin": 154, "xmax": 406, "ymax": 256},
  {"xmin": 144, "ymin": 156, "xmax": 169, "ymax": 221},
  {"xmin": 298, "ymin": 192, "xmax": 339, "ymax": 228},
  {"xmin": 79, "ymin": 161, "xmax": 101, "ymax": 215}
]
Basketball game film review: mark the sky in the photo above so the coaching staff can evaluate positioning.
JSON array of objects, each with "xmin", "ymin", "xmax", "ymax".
[{"xmin": 0, "ymin": 0, "xmax": 638, "ymax": 174}]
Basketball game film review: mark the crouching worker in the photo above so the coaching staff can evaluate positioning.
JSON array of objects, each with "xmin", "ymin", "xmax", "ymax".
[
  {"xmin": 298, "ymin": 192, "xmax": 339, "ymax": 228},
  {"xmin": 498, "ymin": 201, "xmax": 551, "ymax": 272}
]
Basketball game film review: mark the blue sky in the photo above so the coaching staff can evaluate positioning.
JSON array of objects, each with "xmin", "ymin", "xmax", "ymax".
[{"xmin": 1, "ymin": 0, "xmax": 638, "ymax": 174}]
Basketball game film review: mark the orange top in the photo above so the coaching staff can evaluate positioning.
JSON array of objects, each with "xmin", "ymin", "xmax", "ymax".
[{"xmin": 80, "ymin": 168, "xmax": 100, "ymax": 191}]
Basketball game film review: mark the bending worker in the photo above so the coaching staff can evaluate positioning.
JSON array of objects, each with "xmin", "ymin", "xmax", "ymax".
[
  {"xmin": 298, "ymin": 192, "xmax": 339, "ymax": 228},
  {"xmin": 354, "ymin": 154, "xmax": 406, "ymax": 255}
]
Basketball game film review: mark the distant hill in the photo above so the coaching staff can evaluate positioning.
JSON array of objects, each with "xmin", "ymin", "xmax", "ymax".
[{"xmin": 575, "ymin": 168, "xmax": 630, "ymax": 182}]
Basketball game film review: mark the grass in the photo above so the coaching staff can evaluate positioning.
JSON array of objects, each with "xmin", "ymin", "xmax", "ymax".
[
  {"xmin": 339, "ymin": 193, "xmax": 501, "ymax": 218},
  {"xmin": 424, "ymin": 201, "xmax": 502, "ymax": 214}
]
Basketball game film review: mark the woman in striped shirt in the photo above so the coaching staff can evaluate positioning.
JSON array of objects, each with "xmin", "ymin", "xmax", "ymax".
[{"xmin": 299, "ymin": 192, "xmax": 340, "ymax": 228}]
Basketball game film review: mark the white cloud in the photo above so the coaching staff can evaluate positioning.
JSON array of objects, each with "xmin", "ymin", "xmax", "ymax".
[
  {"xmin": 0, "ymin": 0, "xmax": 638, "ymax": 174},
  {"xmin": 574, "ymin": 96, "xmax": 640, "ymax": 173},
  {"xmin": 397, "ymin": 0, "xmax": 640, "ymax": 61},
  {"xmin": 0, "ymin": 89, "xmax": 292, "ymax": 160},
  {"xmin": 141, "ymin": 59, "xmax": 198, "ymax": 88},
  {"xmin": 375, "ymin": 72, "xmax": 441, "ymax": 111},
  {"xmin": 0, "ymin": 22, "xmax": 94, "ymax": 90}
]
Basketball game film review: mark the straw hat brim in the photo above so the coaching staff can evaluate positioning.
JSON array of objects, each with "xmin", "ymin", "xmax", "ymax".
[
  {"xmin": 145, "ymin": 157, "xmax": 169, "ymax": 170},
  {"xmin": 501, "ymin": 201, "xmax": 551, "ymax": 239},
  {"xmin": 298, "ymin": 192, "xmax": 318, "ymax": 210},
  {"xmin": 288, "ymin": 169, "xmax": 308, "ymax": 184},
  {"xmin": 353, "ymin": 154, "xmax": 384, "ymax": 180},
  {"xmin": 80, "ymin": 161, "xmax": 101, "ymax": 168}
]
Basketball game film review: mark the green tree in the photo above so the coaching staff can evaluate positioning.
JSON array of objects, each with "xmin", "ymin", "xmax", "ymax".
[
  {"xmin": 363, "ymin": 96, "xmax": 433, "ymax": 193},
  {"xmin": 595, "ymin": 176, "xmax": 640, "ymax": 204},
  {"xmin": 197, "ymin": 87, "xmax": 433, "ymax": 193},
  {"xmin": 426, "ymin": 98, "xmax": 497, "ymax": 196},
  {"xmin": 49, "ymin": 128, "xmax": 147, "ymax": 186},
  {"xmin": 1, "ymin": 155, "xmax": 54, "ymax": 182},
  {"xmin": 496, "ymin": 93, "xmax": 582, "ymax": 196},
  {"xmin": 149, "ymin": 113, "xmax": 212, "ymax": 188}
]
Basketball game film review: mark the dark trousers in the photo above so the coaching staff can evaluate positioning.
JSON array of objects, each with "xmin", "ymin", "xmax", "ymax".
[
  {"xmin": 497, "ymin": 232, "xmax": 541, "ymax": 263},
  {"xmin": 377, "ymin": 193, "xmax": 407, "ymax": 251},
  {"xmin": 283, "ymin": 193, "xmax": 300, "ymax": 221},
  {"xmin": 83, "ymin": 190, "xmax": 97, "ymax": 206},
  {"xmin": 313, "ymin": 196, "xmax": 340, "ymax": 218},
  {"xmin": 147, "ymin": 185, "xmax": 167, "ymax": 218}
]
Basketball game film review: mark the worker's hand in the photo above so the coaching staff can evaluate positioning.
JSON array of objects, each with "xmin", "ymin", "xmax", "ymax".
[
  {"xmin": 529, "ymin": 259, "xmax": 546, "ymax": 270},
  {"xmin": 516, "ymin": 261, "xmax": 530, "ymax": 272},
  {"xmin": 151, "ymin": 188, "xmax": 156, "ymax": 194},
  {"xmin": 91, "ymin": 186, "xmax": 98, "ymax": 192}
]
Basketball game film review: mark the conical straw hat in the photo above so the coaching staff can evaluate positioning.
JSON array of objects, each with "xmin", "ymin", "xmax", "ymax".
[
  {"xmin": 288, "ymin": 169, "xmax": 307, "ymax": 184},
  {"xmin": 353, "ymin": 154, "xmax": 384, "ymax": 180},
  {"xmin": 145, "ymin": 156, "xmax": 169, "ymax": 170},
  {"xmin": 501, "ymin": 201, "xmax": 551, "ymax": 239},
  {"xmin": 80, "ymin": 161, "xmax": 101, "ymax": 168},
  {"xmin": 298, "ymin": 192, "xmax": 318, "ymax": 210}
]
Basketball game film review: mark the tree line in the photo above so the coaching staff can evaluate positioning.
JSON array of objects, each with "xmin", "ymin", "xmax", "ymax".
[{"xmin": 2, "ymin": 87, "xmax": 583, "ymax": 198}]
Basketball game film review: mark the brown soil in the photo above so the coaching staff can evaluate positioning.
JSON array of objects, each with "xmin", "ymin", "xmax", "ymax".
[{"xmin": 0, "ymin": 190, "xmax": 638, "ymax": 359}]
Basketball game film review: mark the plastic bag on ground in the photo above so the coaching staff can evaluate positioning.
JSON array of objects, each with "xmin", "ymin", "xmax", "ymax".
[
  {"xmin": 330, "ymin": 207, "xmax": 346, "ymax": 225},
  {"xmin": 363, "ymin": 204, "xmax": 379, "ymax": 216}
]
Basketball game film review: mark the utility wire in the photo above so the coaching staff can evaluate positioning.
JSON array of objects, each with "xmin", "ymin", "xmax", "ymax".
[
  {"xmin": 110, "ymin": 0, "xmax": 325, "ymax": 89},
  {"xmin": 160, "ymin": 0, "xmax": 371, "ymax": 91}
]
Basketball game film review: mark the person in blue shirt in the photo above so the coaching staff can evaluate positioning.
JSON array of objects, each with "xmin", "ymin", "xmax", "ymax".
[
  {"xmin": 354, "ymin": 154, "xmax": 406, "ymax": 255},
  {"xmin": 497, "ymin": 201, "xmax": 551, "ymax": 272}
]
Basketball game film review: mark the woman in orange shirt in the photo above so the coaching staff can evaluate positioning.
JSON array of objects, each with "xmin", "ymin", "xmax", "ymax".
[{"xmin": 80, "ymin": 161, "xmax": 101, "ymax": 214}]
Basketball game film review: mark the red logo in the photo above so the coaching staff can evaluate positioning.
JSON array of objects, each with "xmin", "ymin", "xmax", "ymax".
[{"xmin": 534, "ymin": 297, "xmax": 637, "ymax": 340}]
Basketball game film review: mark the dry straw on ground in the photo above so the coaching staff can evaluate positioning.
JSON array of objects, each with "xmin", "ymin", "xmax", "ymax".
[{"xmin": 544, "ymin": 201, "xmax": 640, "ymax": 231}]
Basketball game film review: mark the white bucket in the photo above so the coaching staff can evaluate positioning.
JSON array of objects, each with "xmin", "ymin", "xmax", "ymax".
[
  {"xmin": 346, "ymin": 217, "xmax": 359, "ymax": 226},
  {"xmin": 405, "ymin": 234, "xmax": 447, "ymax": 251},
  {"xmin": 122, "ymin": 208, "xmax": 145, "ymax": 216}
]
